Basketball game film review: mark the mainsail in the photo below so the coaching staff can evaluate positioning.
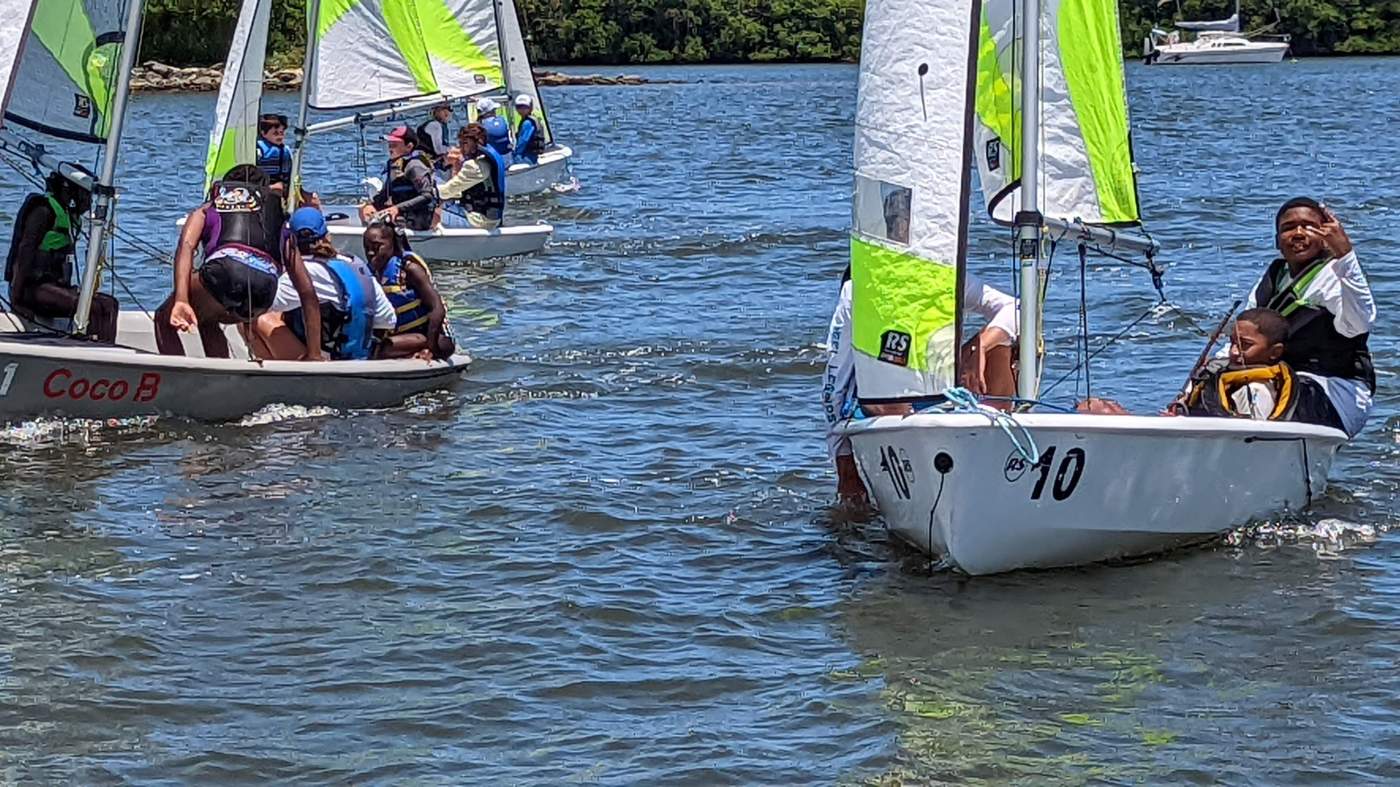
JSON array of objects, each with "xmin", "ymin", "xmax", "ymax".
[
  {"xmin": 848, "ymin": 0, "xmax": 980, "ymax": 400},
  {"xmin": 973, "ymin": 0, "xmax": 1140, "ymax": 227},
  {"xmin": 204, "ymin": 0, "xmax": 271, "ymax": 190},
  {"xmin": 495, "ymin": 0, "xmax": 550, "ymax": 144},
  {"xmin": 307, "ymin": 0, "xmax": 504, "ymax": 111},
  {"xmin": 0, "ymin": 0, "xmax": 39, "ymax": 121},
  {"xmin": 4, "ymin": 0, "xmax": 133, "ymax": 143}
]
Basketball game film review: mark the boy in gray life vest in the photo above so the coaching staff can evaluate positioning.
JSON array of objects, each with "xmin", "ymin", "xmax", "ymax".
[{"xmin": 4, "ymin": 171, "xmax": 118, "ymax": 342}]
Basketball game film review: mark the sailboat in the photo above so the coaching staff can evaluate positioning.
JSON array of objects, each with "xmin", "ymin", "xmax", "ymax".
[
  {"xmin": 833, "ymin": 0, "xmax": 1345, "ymax": 574},
  {"xmin": 0, "ymin": 0, "xmax": 469, "ymax": 422},
  {"xmin": 1144, "ymin": 0, "xmax": 1290, "ymax": 64}
]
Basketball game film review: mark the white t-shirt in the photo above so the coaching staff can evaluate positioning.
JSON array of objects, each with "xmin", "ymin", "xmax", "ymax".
[{"xmin": 271, "ymin": 255, "xmax": 397, "ymax": 331}]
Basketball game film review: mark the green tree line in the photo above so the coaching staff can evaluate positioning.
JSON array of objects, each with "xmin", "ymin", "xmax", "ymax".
[{"xmin": 139, "ymin": 0, "xmax": 1400, "ymax": 67}]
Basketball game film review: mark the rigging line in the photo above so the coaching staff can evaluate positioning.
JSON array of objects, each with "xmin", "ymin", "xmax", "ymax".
[
  {"xmin": 1040, "ymin": 302, "xmax": 1159, "ymax": 397},
  {"xmin": 1078, "ymin": 243, "xmax": 1090, "ymax": 399}
]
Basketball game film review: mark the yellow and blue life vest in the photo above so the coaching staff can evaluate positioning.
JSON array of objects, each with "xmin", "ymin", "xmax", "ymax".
[{"xmin": 378, "ymin": 252, "xmax": 433, "ymax": 335}]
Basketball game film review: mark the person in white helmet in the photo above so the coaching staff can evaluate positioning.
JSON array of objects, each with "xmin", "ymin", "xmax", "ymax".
[
  {"xmin": 512, "ymin": 94, "xmax": 545, "ymax": 166},
  {"xmin": 475, "ymin": 97, "xmax": 513, "ymax": 157}
]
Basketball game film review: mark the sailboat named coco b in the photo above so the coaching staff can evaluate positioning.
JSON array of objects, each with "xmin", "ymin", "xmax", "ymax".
[
  {"xmin": 0, "ymin": 0, "xmax": 469, "ymax": 422},
  {"xmin": 834, "ymin": 0, "xmax": 1345, "ymax": 574}
]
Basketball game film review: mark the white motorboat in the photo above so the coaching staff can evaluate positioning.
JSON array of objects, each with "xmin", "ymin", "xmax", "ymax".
[
  {"xmin": 0, "ymin": 0, "xmax": 470, "ymax": 423},
  {"xmin": 1144, "ymin": 1, "xmax": 1290, "ymax": 65},
  {"xmin": 833, "ymin": 0, "xmax": 1345, "ymax": 574}
]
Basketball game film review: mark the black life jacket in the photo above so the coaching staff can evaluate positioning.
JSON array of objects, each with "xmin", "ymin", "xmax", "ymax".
[
  {"xmin": 460, "ymin": 149, "xmax": 506, "ymax": 220},
  {"xmin": 383, "ymin": 151, "xmax": 437, "ymax": 227},
  {"xmin": 5, "ymin": 192, "xmax": 74, "ymax": 286},
  {"xmin": 415, "ymin": 120, "xmax": 442, "ymax": 158},
  {"xmin": 1252, "ymin": 256, "xmax": 1375, "ymax": 393},
  {"xmin": 202, "ymin": 180, "xmax": 286, "ymax": 263},
  {"xmin": 1184, "ymin": 358, "xmax": 1299, "ymax": 421}
]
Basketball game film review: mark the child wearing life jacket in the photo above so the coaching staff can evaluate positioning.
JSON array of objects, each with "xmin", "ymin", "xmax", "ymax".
[
  {"xmin": 362, "ymin": 223, "xmax": 456, "ymax": 360},
  {"xmin": 1176, "ymin": 308, "xmax": 1296, "ymax": 420}
]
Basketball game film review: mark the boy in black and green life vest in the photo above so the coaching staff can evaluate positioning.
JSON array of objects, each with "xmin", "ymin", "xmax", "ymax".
[{"xmin": 4, "ymin": 172, "xmax": 118, "ymax": 342}]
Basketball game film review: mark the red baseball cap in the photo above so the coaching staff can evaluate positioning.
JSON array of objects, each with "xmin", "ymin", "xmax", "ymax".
[{"xmin": 382, "ymin": 126, "xmax": 411, "ymax": 143}]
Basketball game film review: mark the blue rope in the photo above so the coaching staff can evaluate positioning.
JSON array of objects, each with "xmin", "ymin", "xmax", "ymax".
[{"xmin": 942, "ymin": 386, "xmax": 1040, "ymax": 465}]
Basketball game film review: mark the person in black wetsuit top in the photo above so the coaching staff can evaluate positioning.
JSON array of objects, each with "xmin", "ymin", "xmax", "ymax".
[{"xmin": 4, "ymin": 171, "xmax": 118, "ymax": 342}]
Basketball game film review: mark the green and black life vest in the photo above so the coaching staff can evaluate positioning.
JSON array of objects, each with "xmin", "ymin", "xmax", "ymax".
[{"xmin": 4, "ymin": 192, "xmax": 76, "ymax": 286}]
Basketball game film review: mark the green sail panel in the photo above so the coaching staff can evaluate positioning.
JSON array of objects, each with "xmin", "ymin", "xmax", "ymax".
[
  {"xmin": 973, "ymin": 0, "xmax": 1140, "ymax": 226},
  {"xmin": 4, "ymin": 0, "xmax": 128, "ymax": 143},
  {"xmin": 309, "ymin": 0, "xmax": 503, "ymax": 111},
  {"xmin": 849, "ymin": 0, "xmax": 978, "ymax": 400},
  {"xmin": 204, "ymin": 0, "xmax": 271, "ymax": 191}
]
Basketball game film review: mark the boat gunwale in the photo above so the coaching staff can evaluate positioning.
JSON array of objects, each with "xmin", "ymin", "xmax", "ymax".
[{"xmin": 837, "ymin": 411, "xmax": 1349, "ymax": 444}]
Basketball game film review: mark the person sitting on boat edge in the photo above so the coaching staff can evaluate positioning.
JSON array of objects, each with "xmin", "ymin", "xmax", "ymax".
[
  {"xmin": 1228, "ymin": 197, "xmax": 1375, "ymax": 436},
  {"xmin": 475, "ymin": 97, "xmax": 513, "ymax": 157},
  {"xmin": 4, "ymin": 170, "xmax": 118, "ymax": 342},
  {"xmin": 156, "ymin": 165, "xmax": 323, "ymax": 359},
  {"xmin": 822, "ymin": 267, "xmax": 1020, "ymax": 504},
  {"xmin": 256, "ymin": 113, "xmax": 293, "ymax": 192},
  {"xmin": 436, "ymin": 124, "xmax": 507, "ymax": 231},
  {"xmin": 416, "ymin": 101, "xmax": 452, "ymax": 170},
  {"xmin": 359, "ymin": 126, "xmax": 438, "ymax": 232},
  {"xmin": 511, "ymin": 94, "xmax": 545, "ymax": 166},
  {"xmin": 251, "ymin": 208, "xmax": 397, "ymax": 361},
  {"xmin": 362, "ymin": 223, "xmax": 456, "ymax": 360}
]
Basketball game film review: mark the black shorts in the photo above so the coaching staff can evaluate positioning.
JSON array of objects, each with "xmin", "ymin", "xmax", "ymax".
[
  {"xmin": 1293, "ymin": 375, "xmax": 1347, "ymax": 432},
  {"xmin": 199, "ymin": 254, "xmax": 278, "ymax": 320}
]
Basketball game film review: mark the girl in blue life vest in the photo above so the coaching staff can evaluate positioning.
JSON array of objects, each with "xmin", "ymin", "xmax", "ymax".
[{"xmin": 362, "ymin": 222, "xmax": 456, "ymax": 360}]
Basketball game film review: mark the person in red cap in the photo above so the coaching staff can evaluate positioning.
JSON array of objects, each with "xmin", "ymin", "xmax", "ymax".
[{"xmin": 358, "ymin": 126, "xmax": 438, "ymax": 232}]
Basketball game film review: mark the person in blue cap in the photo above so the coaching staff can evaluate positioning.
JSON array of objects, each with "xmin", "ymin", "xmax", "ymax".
[{"xmin": 250, "ymin": 207, "xmax": 397, "ymax": 361}]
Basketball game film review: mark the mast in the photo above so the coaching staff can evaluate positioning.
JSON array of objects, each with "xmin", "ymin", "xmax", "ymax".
[
  {"xmin": 1014, "ymin": 0, "xmax": 1042, "ymax": 401},
  {"xmin": 288, "ymin": 0, "xmax": 322, "ymax": 211},
  {"xmin": 73, "ymin": 0, "xmax": 145, "ymax": 336}
]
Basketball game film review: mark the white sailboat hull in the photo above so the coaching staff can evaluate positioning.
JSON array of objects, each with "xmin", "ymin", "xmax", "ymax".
[
  {"xmin": 505, "ymin": 145, "xmax": 573, "ymax": 195},
  {"xmin": 1149, "ymin": 39, "xmax": 1289, "ymax": 64},
  {"xmin": 0, "ymin": 312, "xmax": 469, "ymax": 422},
  {"xmin": 320, "ymin": 207, "xmax": 552, "ymax": 263},
  {"xmin": 840, "ymin": 412, "xmax": 1346, "ymax": 575}
]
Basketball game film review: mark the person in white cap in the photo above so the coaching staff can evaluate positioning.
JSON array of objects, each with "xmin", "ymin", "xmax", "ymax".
[
  {"xmin": 474, "ymin": 97, "xmax": 513, "ymax": 157},
  {"xmin": 512, "ymin": 93, "xmax": 545, "ymax": 166}
]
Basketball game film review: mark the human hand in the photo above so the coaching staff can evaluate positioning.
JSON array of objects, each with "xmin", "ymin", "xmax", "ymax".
[
  {"xmin": 300, "ymin": 349, "xmax": 327, "ymax": 362},
  {"xmin": 1306, "ymin": 205, "xmax": 1353, "ymax": 258},
  {"xmin": 170, "ymin": 301, "xmax": 197, "ymax": 332}
]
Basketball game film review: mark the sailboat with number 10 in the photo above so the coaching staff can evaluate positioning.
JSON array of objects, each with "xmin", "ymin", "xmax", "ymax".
[{"xmin": 833, "ymin": 0, "xmax": 1345, "ymax": 574}]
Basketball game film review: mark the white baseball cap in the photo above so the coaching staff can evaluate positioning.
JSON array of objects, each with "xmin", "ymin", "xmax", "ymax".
[
  {"xmin": 475, "ymin": 97, "xmax": 499, "ymax": 113},
  {"xmin": 514, "ymin": 94, "xmax": 534, "ymax": 108}
]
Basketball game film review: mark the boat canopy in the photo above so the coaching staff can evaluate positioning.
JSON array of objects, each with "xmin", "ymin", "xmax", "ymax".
[{"xmin": 1177, "ymin": 12, "xmax": 1239, "ymax": 32}]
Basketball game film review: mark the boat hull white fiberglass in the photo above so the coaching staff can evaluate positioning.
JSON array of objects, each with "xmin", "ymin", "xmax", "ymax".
[
  {"xmin": 840, "ymin": 412, "xmax": 1346, "ymax": 575},
  {"xmin": 0, "ymin": 312, "xmax": 469, "ymax": 422},
  {"xmin": 320, "ymin": 207, "xmax": 553, "ymax": 263},
  {"xmin": 1150, "ymin": 40, "xmax": 1289, "ymax": 64},
  {"xmin": 505, "ymin": 145, "xmax": 572, "ymax": 196}
]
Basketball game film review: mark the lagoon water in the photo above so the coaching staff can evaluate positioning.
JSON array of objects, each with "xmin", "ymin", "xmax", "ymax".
[{"xmin": 1, "ymin": 60, "xmax": 1398, "ymax": 783}]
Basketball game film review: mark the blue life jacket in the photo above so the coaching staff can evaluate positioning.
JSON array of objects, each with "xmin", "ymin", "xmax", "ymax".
[
  {"xmin": 325, "ymin": 257, "xmax": 379, "ymax": 360},
  {"xmin": 256, "ymin": 138, "xmax": 292, "ymax": 185},
  {"xmin": 482, "ymin": 115, "xmax": 512, "ymax": 156},
  {"xmin": 514, "ymin": 116, "xmax": 545, "ymax": 163},
  {"xmin": 379, "ymin": 252, "xmax": 434, "ymax": 334}
]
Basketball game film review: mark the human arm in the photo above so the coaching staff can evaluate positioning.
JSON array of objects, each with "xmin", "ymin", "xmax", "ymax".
[
  {"xmin": 169, "ymin": 208, "xmax": 206, "ymax": 330},
  {"xmin": 960, "ymin": 272, "xmax": 1018, "ymax": 395},
  {"xmin": 1307, "ymin": 209, "xmax": 1372, "ymax": 337},
  {"xmin": 436, "ymin": 159, "xmax": 486, "ymax": 201},
  {"xmin": 404, "ymin": 260, "xmax": 449, "ymax": 358},
  {"xmin": 822, "ymin": 280, "xmax": 858, "ymax": 461},
  {"xmin": 369, "ymin": 277, "xmax": 398, "ymax": 332},
  {"xmin": 513, "ymin": 120, "xmax": 535, "ymax": 162},
  {"xmin": 283, "ymin": 243, "xmax": 324, "ymax": 360},
  {"xmin": 8, "ymin": 199, "xmax": 53, "ymax": 308}
]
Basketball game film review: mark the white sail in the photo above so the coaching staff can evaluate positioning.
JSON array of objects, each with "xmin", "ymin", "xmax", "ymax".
[
  {"xmin": 495, "ymin": 0, "xmax": 550, "ymax": 144},
  {"xmin": 0, "ymin": 0, "xmax": 39, "ymax": 121},
  {"xmin": 973, "ymin": 0, "xmax": 1141, "ymax": 227},
  {"xmin": 848, "ymin": 0, "xmax": 979, "ymax": 400},
  {"xmin": 204, "ymin": 0, "xmax": 271, "ymax": 190},
  {"xmin": 3, "ymin": 0, "xmax": 132, "ymax": 142},
  {"xmin": 308, "ymin": 0, "xmax": 504, "ymax": 111}
]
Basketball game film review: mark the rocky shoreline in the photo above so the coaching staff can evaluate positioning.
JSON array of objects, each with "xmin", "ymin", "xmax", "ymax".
[{"xmin": 129, "ymin": 61, "xmax": 650, "ymax": 92}]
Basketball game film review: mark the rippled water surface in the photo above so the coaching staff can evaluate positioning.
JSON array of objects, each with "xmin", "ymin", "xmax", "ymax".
[{"xmin": 1, "ymin": 60, "xmax": 1399, "ymax": 784}]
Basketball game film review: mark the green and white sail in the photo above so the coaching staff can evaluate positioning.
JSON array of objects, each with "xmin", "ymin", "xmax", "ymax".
[
  {"xmin": 308, "ymin": 0, "xmax": 504, "ymax": 111},
  {"xmin": 3, "ymin": 0, "xmax": 132, "ymax": 143},
  {"xmin": 973, "ymin": 0, "xmax": 1140, "ymax": 226},
  {"xmin": 495, "ymin": 0, "xmax": 550, "ymax": 144},
  {"xmin": 0, "ymin": 0, "xmax": 39, "ymax": 121},
  {"xmin": 850, "ymin": 0, "xmax": 980, "ymax": 400},
  {"xmin": 204, "ymin": 0, "xmax": 271, "ymax": 190}
]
